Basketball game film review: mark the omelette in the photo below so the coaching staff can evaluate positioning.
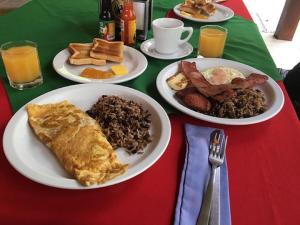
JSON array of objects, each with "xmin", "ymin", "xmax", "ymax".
[{"xmin": 26, "ymin": 101, "xmax": 128, "ymax": 186}]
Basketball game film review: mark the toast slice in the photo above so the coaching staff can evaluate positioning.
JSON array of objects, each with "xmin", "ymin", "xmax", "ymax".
[
  {"xmin": 90, "ymin": 38, "xmax": 124, "ymax": 63},
  {"xmin": 201, "ymin": 3, "xmax": 216, "ymax": 15},
  {"xmin": 179, "ymin": 4, "xmax": 201, "ymax": 15},
  {"xmin": 68, "ymin": 43, "xmax": 106, "ymax": 66},
  {"xmin": 180, "ymin": 1, "xmax": 215, "ymax": 16},
  {"xmin": 194, "ymin": 0, "xmax": 212, "ymax": 7}
]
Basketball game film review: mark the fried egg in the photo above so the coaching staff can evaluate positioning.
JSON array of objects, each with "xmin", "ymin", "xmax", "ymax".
[{"xmin": 202, "ymin": 67, "xmax": 245, "ymax": 85}]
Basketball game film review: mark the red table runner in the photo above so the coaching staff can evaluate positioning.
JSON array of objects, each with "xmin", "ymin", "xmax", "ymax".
[
  {"xmin": 1, "ymin": 80, "xmax": 300, "ymax": 225},
  {"xmin": 1, "ymin": 1, "xmax": 300, "ymax": 225},
  {"xmin": 222, "ymin": 0, "xmax": 252, "ymax": 20}
]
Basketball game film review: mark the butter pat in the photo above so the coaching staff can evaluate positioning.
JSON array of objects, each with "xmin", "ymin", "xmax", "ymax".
[{"xmin": 111, "ymin": 65, "xmax": 128, "ymax": 76}]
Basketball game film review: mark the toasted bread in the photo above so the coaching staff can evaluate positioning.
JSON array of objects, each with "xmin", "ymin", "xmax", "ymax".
[
  {"xmin": 180, "ymin": 1, "xmax": 215, "ymax": 17},
  {"xmin": 90, "ymin": 38, "xmax": 124, "ymax": 63},
  {"xmin": 195, "ymin": 0, "xmax": 212, "ymax": 7},
  {"xmin": 201, "ymin": 3, "xmax": 216, "ymax": 15},
  {"xmin": 180, "ymin": 4, "xmax": 201, "ymax": 15},
  {"xmin": 68, "ymin": 43, "xmax": 106, "ymax": 66}
]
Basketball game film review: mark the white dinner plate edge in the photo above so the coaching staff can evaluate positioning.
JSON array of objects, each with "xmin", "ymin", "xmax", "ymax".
[
  {"xmin": 2, "ymin": 83, "xmax": 171, "ymax": 189},
  {"xmin": 156, "ymin": 58, "xmax": 285, "ymax": 125},
  {"xmin": 52, "ymin": 46, "xmax": 148, "ymax": 84}
]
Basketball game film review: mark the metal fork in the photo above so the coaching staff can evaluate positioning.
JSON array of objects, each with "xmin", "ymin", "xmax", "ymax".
[{"xmin": 196, "ymin": 130, "xmax": 228, "ymax": 225}]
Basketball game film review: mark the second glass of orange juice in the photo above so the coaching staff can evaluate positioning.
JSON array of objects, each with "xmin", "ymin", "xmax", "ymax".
[
  {"xmin": 1, "ymin": 40, "xmax": 43, "ymax": 90},
  {"xmin": 198, "ymin": 25, "xmax": 228, "ymax": 58}
]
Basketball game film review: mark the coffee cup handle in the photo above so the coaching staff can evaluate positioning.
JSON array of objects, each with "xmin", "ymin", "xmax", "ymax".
[{"xmin": 179, "ymin": 27, "xmax": 193, "ymax": 44}]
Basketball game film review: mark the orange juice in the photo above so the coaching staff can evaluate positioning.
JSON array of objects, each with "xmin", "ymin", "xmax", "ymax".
[
  {"xmin": 1, "ymin": 45, "xmax": 41, "ymax": 83},
  {"xmin": 198, "ymin": 25, "xmax": 227, "ymax": 58}
]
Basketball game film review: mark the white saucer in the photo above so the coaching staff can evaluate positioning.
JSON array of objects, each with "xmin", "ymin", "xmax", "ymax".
[{"xmin": 140, "ymin": 39, "xmax": 193, "ymax": 60}]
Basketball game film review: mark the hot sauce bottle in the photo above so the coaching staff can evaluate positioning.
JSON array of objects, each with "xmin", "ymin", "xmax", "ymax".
[
  {"xmin": 99, "ymin": 0, "xmax": 115, "ymax": 41},
  {"xmin": 120, "ymin": 0, "xmax": 136, "ymax": 46}
]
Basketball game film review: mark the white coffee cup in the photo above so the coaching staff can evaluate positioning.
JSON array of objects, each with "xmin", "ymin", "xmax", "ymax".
[{"xmin": 152, "ymin": 18, "xmax": 193, "ymax": 54}]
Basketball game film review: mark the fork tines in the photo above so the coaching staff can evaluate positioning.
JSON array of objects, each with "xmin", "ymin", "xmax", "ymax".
[{"xmin": 209, "ymin": 130, "xmax": 227, "ymax": 158}]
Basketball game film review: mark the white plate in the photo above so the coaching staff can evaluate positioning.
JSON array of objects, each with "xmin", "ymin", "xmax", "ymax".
[
  {"xmin": 173, "ymin": 3, "xmax": 234, "ymax": 23},
  {"xmin": 140, "ymin": 38, "xmax": 193, "ymax": 60},
  {"xmin": 53, "ymin": 46, "xmax": 148, "ymax": 84},
  {"xmin": 156, "ymin": 58, "xmax": 284, "ymax": 125},
  {"xmin": 3, "ymin": 84, "xmax": 171, "ymax": 189}
]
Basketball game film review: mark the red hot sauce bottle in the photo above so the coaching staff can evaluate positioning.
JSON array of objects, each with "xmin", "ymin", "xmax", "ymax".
[{"xmin": 120, "ymin": 0, "xmax": 136, "ymax": 46}]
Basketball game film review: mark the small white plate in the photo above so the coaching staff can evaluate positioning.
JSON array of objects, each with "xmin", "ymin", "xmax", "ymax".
[
  {"xmin": 140, "ymin": 38, "xmax": 193, "ymax": 60},
  {"xmin": 53, "ymin": 46, "xmax": 148, "ymax": 84},
  {"xmin": 3, "ymin": 84, "xmax": 171, "ymax": 189},
  {"xmin": 173, "ymin": 3, "xmax": 234, "ymax": 23},
  {"xmin": 156, "ymin": 58, "xmax": 284, "ymax": 125}
]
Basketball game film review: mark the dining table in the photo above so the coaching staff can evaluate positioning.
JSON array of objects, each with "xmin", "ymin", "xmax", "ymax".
[{"xmin": 0, "ymin": 0, "xmax": 300, "ymax": 225}]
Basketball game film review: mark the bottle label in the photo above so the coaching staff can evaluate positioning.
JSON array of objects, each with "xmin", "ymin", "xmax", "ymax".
[
  {"xmin": 121, "ymin": 19, "xmax": 136, "ymax": 45},
  {"xmin": 99, "ymin": 20, "xmax": 115, "ymax": 41}
]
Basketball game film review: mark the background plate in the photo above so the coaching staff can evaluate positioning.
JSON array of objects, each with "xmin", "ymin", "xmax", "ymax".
[
  {"xmin": 173, "ymin": 3, "xmax": 234, "ymax": 23},
  {"xmin": 53, "ymin": 46, "xmax": 148, "ymax": 84},
  {"xmin": 156, "ymin": 58, "xmax": 284, "ymax": 125},
  {"xmin": 3, "ymin": 84, "xmax": 171, "ymax": 189}
]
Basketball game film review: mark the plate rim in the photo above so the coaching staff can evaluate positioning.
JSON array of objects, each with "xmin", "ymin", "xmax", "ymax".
[
  {"xmin": 2, "ymin": 83, "xmax": 171, "ymax": 189},
  {"xmin": 173, "ymin": 3, "xmax": 234, "ymax": 23},
  {"xmin": 156, "ymin": 58, "xmax": 285, "ymax": 125},
  {"xmin": 52, "ymin": 46, "xmax": 148, "ymax": 84},
  {"xmin": 140, "ymin": 38, "xmax": 194, "ymax": 60}
]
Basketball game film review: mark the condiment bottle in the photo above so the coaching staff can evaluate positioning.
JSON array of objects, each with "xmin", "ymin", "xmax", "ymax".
[
  {"xmin": 120, "ymin": 0, "xmax": 136, "ymax": 46},
  {"xmin": 111, "ymin": 0, "xmax": 123, "ymax": 40},
  {"xmin": 99, "ymin": 0, "xmax": 115, "ymax": 41}
]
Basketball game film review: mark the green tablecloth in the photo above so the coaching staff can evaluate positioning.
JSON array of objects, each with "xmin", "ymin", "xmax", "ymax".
[{"xmin": 0, "ymin": 0, "xmax": 281, "ymax": 112}]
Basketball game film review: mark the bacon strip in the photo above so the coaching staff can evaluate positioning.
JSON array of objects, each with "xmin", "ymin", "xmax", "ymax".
[{"xmin": 179, "ymin": 61, "xmax": 268, "ymax": 102}]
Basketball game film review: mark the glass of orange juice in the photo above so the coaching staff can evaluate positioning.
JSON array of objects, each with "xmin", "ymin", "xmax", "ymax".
[
  {"xmin": 198, "ymin": 25, "xmax": 228, "ymax": 58},
  {"xmin": 1, "ymin": 40, "xmax": 43, "ymax": 90}
]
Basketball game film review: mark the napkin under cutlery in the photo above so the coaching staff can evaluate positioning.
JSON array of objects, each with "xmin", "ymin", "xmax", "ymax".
[{"xmin": 174, "ymin": 124, "xmax": 231, "ymax": 225}]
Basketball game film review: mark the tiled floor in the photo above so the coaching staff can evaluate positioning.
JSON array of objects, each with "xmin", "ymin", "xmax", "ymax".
[{"xmin": 243, "ymin": 0, "xmax": 300, "ymax": 70}]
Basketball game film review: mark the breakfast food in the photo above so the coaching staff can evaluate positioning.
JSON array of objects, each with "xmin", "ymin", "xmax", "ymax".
[
  {"xmin": 166, "ymin": 72, "xmax": 188, "ymax": 91},
  {"xmin": 67, "ymin": 39, "xmax": 127, "ymax": 79},
  {"xmin": 111, "ymin": 64, "xmax": 128, "ymax": 75},
  {"xmin": 176, "ymin": 87, "xmax": 212, "ymax": 112},
  {"xmin": 87, "ymin": 95, "xmax": 152, "ymax": 154},
  {"xmin": 27, "ymin": 101, "xmax": 128, "ymax": 186},
  {"xmin": 68, "ymin": 43, "xmax": 106, "ymax": 66},
  {"xmin": 79, "ymin": 65, "xmax": 128, "ymax": 79},
  {"xmin": 90, "ymin": 38, "xmax": 124, "ymax": 63},
  {"xmin": 80, "ymin": 68, "xmax": 114, "ymax": 79},
  {"xmin": 168, "ymin": 61, "xmax": 268, "ymax": 118},
  {"xmin": 179, "ymin": 0, "xmax": 216, "ymax": 19},
  {"xmin": 202, "ymin": 67, "xmax": 245, "ymax": 85},
  {"xmin": 209, "ymin": 89, "xmax": 266, "ymax": 118}
]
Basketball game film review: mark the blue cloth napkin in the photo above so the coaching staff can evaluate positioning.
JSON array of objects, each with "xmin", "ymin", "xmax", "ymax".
[{"xmin": 174, "ymin": 124, "xmax": 231, "ymax": 225}]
